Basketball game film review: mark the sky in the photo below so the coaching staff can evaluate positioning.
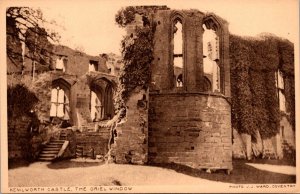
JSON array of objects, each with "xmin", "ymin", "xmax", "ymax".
[{"xmin": 4, "ymin": 0, "xmax": 300, "ymax": 56}]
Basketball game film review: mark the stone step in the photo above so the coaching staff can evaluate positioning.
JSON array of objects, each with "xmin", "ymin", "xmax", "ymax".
[
  {"xmin": 46, "ymin": 144, "xmax": 62, "ymax": 148},
  {"xmin": 76, "ymin": 146, "xmax": 83, "ymax": 157},
  {"xmin": 39, "ymin": 157, "xmax": 54, "ymax": 161},
  {"xmin": 43, "ymin": 147, "xmax": 61, "ymax": 151},
  {"xmin": 41, "ymin": 150, "xmax": 59, "ymax": 154},
  {"xmin": 38, "ymin": 138, "xmax": 67, "ymax": 161},
  {"xmin": 48, "ymin": 140, "xmax": 64, "ymax": 145},
  {"xmin": 39, "ymin": 153, "xmax": 57, "ymax": 157},
  {"xmin": 51, "ymin": 140, "xmax": 65, "ymax": 143}
]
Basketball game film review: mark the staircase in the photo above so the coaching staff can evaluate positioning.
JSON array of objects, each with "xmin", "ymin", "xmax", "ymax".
[
  {"xmin": 60, "ymin": 131, "xmax": 67, "ymax": 140},
  {"xmin": 38, "ymin": 131, "xmax": 69, "ymax": 161},
  {"xmin": 76, "ymin": 145, "xmax": 84, "ymax": 158}
]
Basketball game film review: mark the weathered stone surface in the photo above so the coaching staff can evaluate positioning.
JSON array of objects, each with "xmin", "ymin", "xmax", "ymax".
[
  {"xmin": 75, "ymin": 126, "xmax": 110, "ymax": 158},
  {"xmin": 7, "ymin": 42, "xmax": 117, "ymax": 160},
  {"xmin": 148, "ymin": 93, "xmax": 232, "ymax": 170},
  {"xmin": 232, "ymin": 127, "xmax": 286, "ymax": 160},
  {"xmin": 151, "ymin": 10, "xmax": 230, "ymax": 95},
  {"xmin": 8, "ymin": 116, "xmax": 31, "ymax": 159},
  {"xmin": 110, "ymin": 88, "xmax": 148, "ymax": 164},
  {"xmin": 280, "ymin": 115, "xmax": 295, "ymax": 148},
  {"xmin": 232, "ymin": 128, "xmax": 246, "ymax": 159}
]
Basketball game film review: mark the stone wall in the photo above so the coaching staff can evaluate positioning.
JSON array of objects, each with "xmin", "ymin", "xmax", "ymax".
[
  {"xmin": 232, "ymin": 128, "xmax": 247, "ymax": 159},
  {"xmin": 151, "ymin": 10, "xmax": 230, "ymax": 95},
  {"xmin": 232, "ymin": 113, "xmax": 295, "ymax": 159},
  {"xmin": 280, "ymin": 115, "xmax": 295, "ymax": 148},
  {"xmin": 73, "ymin": 76, "xmax": 92, "ymax": 126},
  {"xmin": 75, "ymin": 126, "xmax": 110, "ymax": 158},
  {"xmin": 8, "ymin": 116, "xmax": 31, "ymax": 159},
  {"xmin": 52, "ymin": 45, "xmax": 109, "ymax": 76},
  {"xmin": 232, "ymin": 115, "xmax": 294, "ymax": 160},
  {"xmin": 232, "ymin": 130, "xmax": 283, "ymax": 160},
  {"xmin": 148, "ymin": 92, "xmax": 232, "ymax": 170},
  {"xmin": 110, "ymin": 88, "xmax": 148, "ymax": 164}
]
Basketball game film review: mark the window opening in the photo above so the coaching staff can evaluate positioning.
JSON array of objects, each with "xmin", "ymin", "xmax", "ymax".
[
  {"xmin": 89, "ymin": 60, "xmax": 99, "ymax": 72},
  {"xmin": 276, "ymin": 70, "xmax": 286, "ymax": 112},
  {"xmin": 90, "ymin": 90, "xmax": 102, "ymax": 121},
  {"xmin": 50, "ymin": 86, "xmax": 70, "ymax": 119},
  {"xmin": 173, "ymin": 19, "xmax": 183, "ymax": 88},
  {"xmin": 56, "ymin": 55, "xmax": 67, "ymax": 72},
  {"xmin": 203, "ymin": 24, "xmax": 220, "ymax": 92}
]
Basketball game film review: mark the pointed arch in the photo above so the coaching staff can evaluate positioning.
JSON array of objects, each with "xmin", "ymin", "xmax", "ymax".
[
  {"xmin": 89, "ymin": 77, "xmax": 116, "ymax": 121},
  {"xmin": 50, "ymin": 78, "xmax": 71, "ymax": 121},
  {"xmin": 104, "ymin": 83, "xmax": 114, "ymax": 119},
  {"xmin": 202, "ymin": 14, "xmax": 226, "ymax": 94},
  {"xmin": 170, "ymin": 11, "xmax": 186, "ymax": 89},
  {"xmin": 52, "ymin": 78, "xmax": 71, "ymax": 92},
  {"xmin": 203, "ymin": 14, "xmax": 223, "ymax": 35}
]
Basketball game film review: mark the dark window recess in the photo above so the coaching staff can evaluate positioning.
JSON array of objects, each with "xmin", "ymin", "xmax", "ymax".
[{"xmin": 90, "ymin": 60, "xmax": 98, "ymax": 71}]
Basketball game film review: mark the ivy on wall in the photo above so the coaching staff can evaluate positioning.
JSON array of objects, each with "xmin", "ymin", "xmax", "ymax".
[
  {"xmin": 113, "ymin": 27, "xmax": 154, "ymax": 119},
  {"xmin": 7, "ymin": 84, "xmax": 38, "ymax": 119},
  {"xmin": 114, "ymin": 6, "xmax": 295, "ymax": 139},
  {"xmin": 230, "ymin": 34, "xmax": 295, "ymax": 139},
  {"xmin": 114, "ymin": 6, "xmax": 168, "ymax": 118}
]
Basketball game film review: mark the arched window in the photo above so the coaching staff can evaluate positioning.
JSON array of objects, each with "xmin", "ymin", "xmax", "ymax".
[
  {"xmin": 203, "ymin": 23, "xmax": 220, "ymax": 92},
  {"xmin": 173, "ymin": 18, "xmax": 184, "ymax": 88},
  {"xmin": 90, "ymin": 90, "xmax": 102, "ymax": 121},
  {"xmin": 104, "ymin": 84, "xmax": 114, "ymax": 119},
  {"xmin": 50, "ymin": 86, "xmax": 70, "ymax": 119},
  {"xmin": 90, "ymin": 78, "xmax": 115, "ymax": 121}
]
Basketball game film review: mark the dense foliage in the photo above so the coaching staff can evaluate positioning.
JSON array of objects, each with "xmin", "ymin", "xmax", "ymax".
[
  {"xmin": 7, "ymin": 84, "xmax": 38, "ymax": 118},
  {"xmin": 6, "ymin": 7, "xmax": 59, "ymax": 70},
  {"xmin": 115, "ymin": 6, "xmax": 169, "ymax": 27},
  {"xmin": 230, "ymin": 34, "xmax": 295, "ymax": 139},
  {"xmin": 114, "ymin": 6, "xmax": 295, "ymax": 138},
  {"xmin": 114, "ymin": 6, "xmax": 168, "ymax": 118}
]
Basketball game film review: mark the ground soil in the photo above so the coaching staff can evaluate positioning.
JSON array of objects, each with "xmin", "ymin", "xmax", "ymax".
[{"xmin": 8, "ymin": 159, "xmax": 296, "ymax": 187}]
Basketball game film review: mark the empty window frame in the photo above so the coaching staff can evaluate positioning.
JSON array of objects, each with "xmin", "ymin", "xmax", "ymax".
[
  {"xmin": 89, "ymin": 60, "xmax": 99, "ymax": 72},
  {"xmin": 276, "ymin": 70, "xmax": 286, "ymax": 112},
  {"xmin": 173, "ymin": 18, "xmax": 184, "ymax": 88},
  {"xmin": 90, "ymin": 90, "xmax": 102, "ymax": 122},
  {"xmin": 203, "ymin": 24, "xmax": 220, "ymax": 92},
  {"xmin": 56, "ymin": 55, "xmax": 67, "ymax": 72},
  {"xmin": 50, "ymin": 86, "xmax": 70, "ymax": 119}
]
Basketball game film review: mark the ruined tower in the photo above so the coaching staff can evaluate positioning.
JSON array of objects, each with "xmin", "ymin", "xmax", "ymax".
[
  {"xmin": 111, "ymin": 8, "xmax": 232, "ymax": 172},
  {"xmin": 148, "ymin": 9, "xmax": 232, "ymax": 171}
]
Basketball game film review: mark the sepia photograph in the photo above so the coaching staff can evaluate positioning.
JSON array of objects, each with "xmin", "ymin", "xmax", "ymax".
[{"xmin": 0, "ymin": 0, "xmax": 299, "ymax": 193}]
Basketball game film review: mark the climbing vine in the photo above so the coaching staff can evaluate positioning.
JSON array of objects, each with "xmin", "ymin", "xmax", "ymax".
[
  {"xmin": 230, "ymin": 34, "xmax": 295, "ymax": 139},
  {"xmin": 115, "ymin": 6, "xmax": 169, "ymax": 28},
  {"xmin": 114, "ymin": 6, "xmax": 168, "ymax": 119},
  {"xmin": 7, "ymin": 84, "xmax": 38, "ymax": 119}
]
